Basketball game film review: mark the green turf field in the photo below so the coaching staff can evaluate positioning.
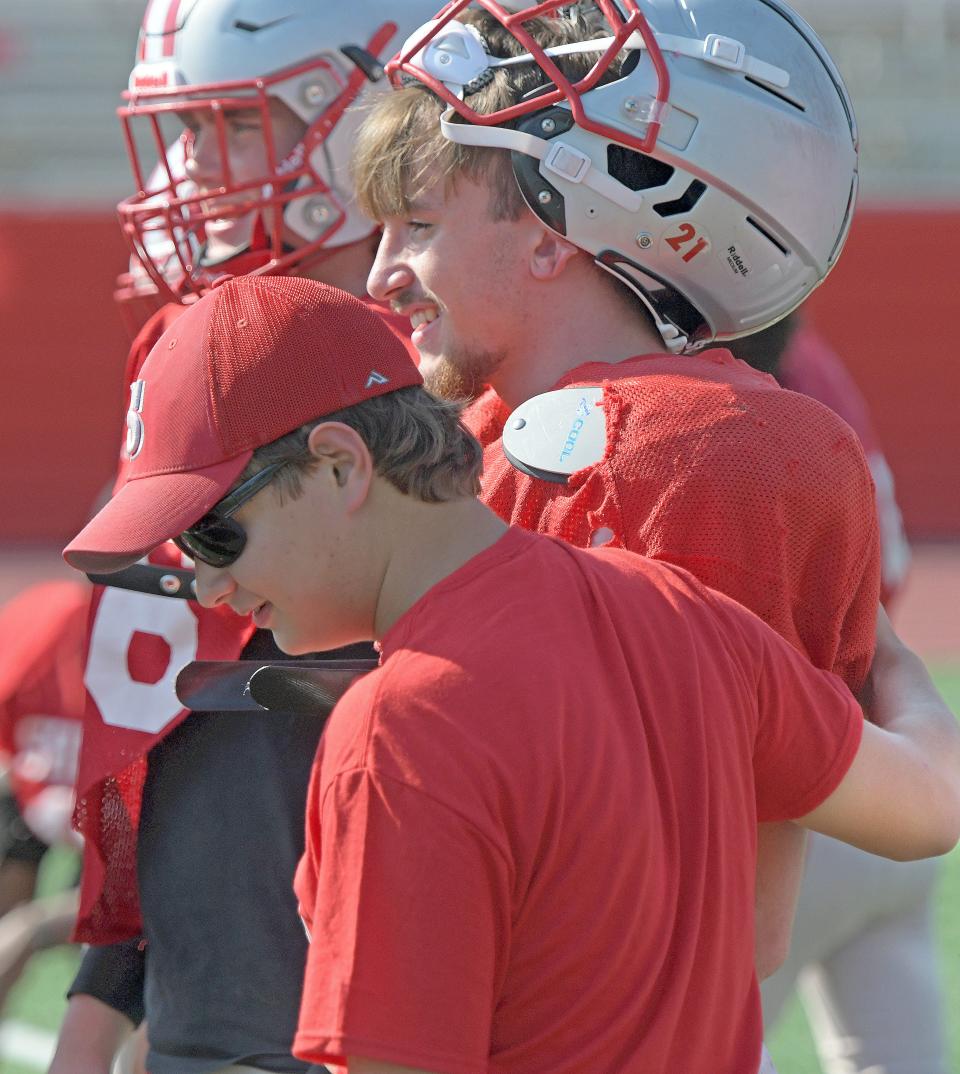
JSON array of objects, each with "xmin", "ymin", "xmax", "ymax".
[
  {"xmin": 1, "ymin": 672, "xmax": 958, "ymax": 1073},
  {"xmin": 769, "ymin": 664, "xmax": 960, "ymax": 1074}
]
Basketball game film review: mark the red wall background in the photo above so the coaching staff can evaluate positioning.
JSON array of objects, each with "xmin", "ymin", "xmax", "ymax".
[
  {"xmin": 1, "ymin": 213, "xmax": 131, "ymax": 541},
  {"xmin": 1, "ymin": 206, "xmax": 957, "ymax": 541},
  {"xmin": 803, "ymin": 208, "xmax": 958, "ymax": 539}
]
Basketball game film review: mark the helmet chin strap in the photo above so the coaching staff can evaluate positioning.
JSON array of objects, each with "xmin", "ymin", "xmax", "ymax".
[
  {"xmin": 439, "ymin": 110, "xmax": 644, "ymax": 213},
  {"xmin": 593, "ymin": 257, "xmax": 689, "ymax": 354}
]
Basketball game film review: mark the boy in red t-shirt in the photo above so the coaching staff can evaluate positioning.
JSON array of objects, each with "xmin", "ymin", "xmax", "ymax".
[
  {"xmin": 356, "ymin": 1, "xmax": 876, "ymax": 979},
  {"xmin": 63, "ymin": 277, "xmax": 960, "ymax": 1074}
]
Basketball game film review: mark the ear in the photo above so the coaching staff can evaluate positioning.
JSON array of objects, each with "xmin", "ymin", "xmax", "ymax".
[
  {"xmin": 528, "ymin": 226, "xmax": 581, "ymax": 282},
  {"xmin": 306, "ymin": 422, "xmax": 374, "ymax": 514}
]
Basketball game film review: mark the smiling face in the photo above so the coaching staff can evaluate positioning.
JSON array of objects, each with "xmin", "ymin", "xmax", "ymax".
[
  {"xmin": 366, "ymin": 170, "xmax": 541, "ymax": 399},
  {"xmin": 191, "ymin": 446, "xmax": 378, "ymax": 655}
]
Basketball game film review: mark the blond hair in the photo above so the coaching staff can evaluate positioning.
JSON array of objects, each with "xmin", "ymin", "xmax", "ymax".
[
  {"xmin": 353, "ymin": 9, "xmax": 622, "ymax": 223},
  {"xmin": 243, "ymin": 386, "xmax": 483, "ymax": 503}
]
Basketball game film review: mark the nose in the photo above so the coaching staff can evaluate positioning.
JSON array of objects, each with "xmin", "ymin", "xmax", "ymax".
[
  {"xmin": 183, "ymin": 123, "xmax": 222, "ymax": 189},
  {"xmin": 192, "ymin": 560, "xmax": 236, "ymax": 609},
  {"xmin": 367, "ymin": 227, "xmax": 414, "ymax": 303}
]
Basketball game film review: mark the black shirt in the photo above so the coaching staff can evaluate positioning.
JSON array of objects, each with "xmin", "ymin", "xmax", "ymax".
[{"xmin": 72, "ymin": 631, "xmax": 369, "ymax": 1073}]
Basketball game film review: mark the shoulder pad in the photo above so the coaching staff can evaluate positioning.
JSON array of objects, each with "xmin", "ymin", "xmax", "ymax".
[{"xmin": 501, "ymin": 386, "xmax": 605, "ymax": 484}]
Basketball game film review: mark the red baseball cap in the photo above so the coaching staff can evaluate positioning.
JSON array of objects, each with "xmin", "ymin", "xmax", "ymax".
[{"xmin": 64, "ymin": 276, "xmax": 423, "ymax": 573}]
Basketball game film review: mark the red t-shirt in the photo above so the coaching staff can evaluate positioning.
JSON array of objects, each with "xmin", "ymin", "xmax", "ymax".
[
  {"xmin": 294, "ymin": 527, "xmax": 862, "ymax": 1074},
  {"xmin": 479, "ymin": 350, "xmax": 881, "ymax": 691}
]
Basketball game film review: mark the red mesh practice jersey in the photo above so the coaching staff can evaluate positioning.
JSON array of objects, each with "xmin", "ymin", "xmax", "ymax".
[
  {"xmin": 462, "ymin": 386, "xmax": 513, "ymax": 446},
  {"xmin": 779, "ymin": 323, "xmax": 909, "ymax": 602},
  {"xmin": 779, "ymin": 324, "xmax": 881, "ymax": 459},
  {"xmin": 480, "ymin": 350, "xmax": 881, "ymax": 691},
  {"xmin": 294, "ymin": 528, "xmax": 862, "ymax": 1074},
  {"xmin": 0, "ymin": 581, "xmax": 89, "ymax": 844}
]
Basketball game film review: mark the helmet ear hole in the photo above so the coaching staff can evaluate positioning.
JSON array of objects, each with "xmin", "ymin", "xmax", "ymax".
[{"xmin": 606, "ymin": 146, "xmax": 674, "ymax": 192}]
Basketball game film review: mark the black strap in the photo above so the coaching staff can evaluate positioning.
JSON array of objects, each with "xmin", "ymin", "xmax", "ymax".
[{"xmin": 86, "ymin": 564, "xmax": 196, "ymax": 599}]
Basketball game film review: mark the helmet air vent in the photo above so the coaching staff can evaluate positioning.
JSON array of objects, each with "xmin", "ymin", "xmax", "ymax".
[
  {"xmin": 652, "ymin": 179, "xmax": 707, "ymax": 218},
  {"xmin": 744, "ymin": 76, "xmax": 805, "ymax": 112},
  {"xmin": 233, "ymin": 17, "xmax": 291, "ymax": 34},
  {"xmin": 341, "ymin": 45, "xmax": 387, "ymax": 83},
  {"xmin": 607, "ymin": 145, "xmax": 674, "ymax": 191},
  {"xmin": 746, "ymin": 216, "xmax": 789, "ymax": 256}
]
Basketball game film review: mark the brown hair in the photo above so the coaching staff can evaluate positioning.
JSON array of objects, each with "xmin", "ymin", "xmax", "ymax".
[
  {"xmin": 242, "ymin": 386, "xmax": 483, "ymax": 503},
  {"xmin": 353, "ymin": 9, "xmax": 622, "ymax": 223}
]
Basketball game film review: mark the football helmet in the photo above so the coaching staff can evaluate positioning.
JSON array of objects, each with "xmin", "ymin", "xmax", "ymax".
[
  {"xmin": 118, "ymin": 0, "xmax": 440, "ymax": 301},
  {"xmin": 390, "ymin": 0, "xmax": 858, "ymax": 352}
]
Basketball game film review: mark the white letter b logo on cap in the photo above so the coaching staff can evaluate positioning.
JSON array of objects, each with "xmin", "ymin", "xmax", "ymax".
[{"xmin": 125, "ymin": 380, "xmax": 146, "ymax": 459}]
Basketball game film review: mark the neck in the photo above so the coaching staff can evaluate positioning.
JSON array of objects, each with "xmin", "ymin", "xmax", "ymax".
[
  {"xmin": 492, "ymin": 263, "xmax": 668, "ymax": 407},
  {"xmin": 372, "ymin": 493, "xmax": 508, "ymax": 640},
  {"xmin": 307, "ymin": 234, "xmax": 380, "ymax": 298}
]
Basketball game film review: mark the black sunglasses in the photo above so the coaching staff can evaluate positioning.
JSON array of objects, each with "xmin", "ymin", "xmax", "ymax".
[{"xmin": 174, "ymin": 462, "xmax": 287, "ymax": 568}]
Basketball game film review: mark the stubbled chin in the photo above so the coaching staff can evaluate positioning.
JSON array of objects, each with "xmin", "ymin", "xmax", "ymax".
[
  {"xmin": 422, "ymin": 356, "xmax": 485, "ymax": 401},
  {"xmin": 422, "ymin": 360, "xmax": 457, "ymax": 399}
]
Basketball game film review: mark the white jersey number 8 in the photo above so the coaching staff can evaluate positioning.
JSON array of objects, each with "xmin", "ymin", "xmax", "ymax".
[{"xmin": 85, "ymin": 587, "xmax": 198, "ymax": 734}]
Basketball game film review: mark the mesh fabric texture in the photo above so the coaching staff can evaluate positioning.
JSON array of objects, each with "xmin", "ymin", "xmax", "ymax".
[{"xmin": 480, "ymin": 349, "xmax": 881, "ymax": 691}]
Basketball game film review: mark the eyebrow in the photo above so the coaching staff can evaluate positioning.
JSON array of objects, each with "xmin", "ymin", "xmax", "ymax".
[
  {"xmin": 178, "ymin": 105, "xmax": 263, "ymax": 122},
  {"xmin": 404, "ymin": 194, "xmax": 441, "ymax": 214}
]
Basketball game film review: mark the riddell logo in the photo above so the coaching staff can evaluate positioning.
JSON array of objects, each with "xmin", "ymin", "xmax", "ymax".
[
  {"xmin": 133, "ymin": 71, "xmax": 170, "ymax": 89},
  {"xmin": 726, "ymin": 245, "xmax": 751, "ymax": 277},
  {"xmin": 128, "ymin": 62, "xmax": 182, "ymax": 94}
]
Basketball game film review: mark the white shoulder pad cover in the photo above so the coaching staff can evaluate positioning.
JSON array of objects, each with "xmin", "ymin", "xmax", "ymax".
[{"xmin": 501, "ymin": 386, "xmax": 606, "ymax": 484}]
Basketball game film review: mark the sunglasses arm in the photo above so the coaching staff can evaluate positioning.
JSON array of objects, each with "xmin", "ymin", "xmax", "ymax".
[{"xmin": 86, "ymin": 563, "xmax": 197, "ymax": 600}]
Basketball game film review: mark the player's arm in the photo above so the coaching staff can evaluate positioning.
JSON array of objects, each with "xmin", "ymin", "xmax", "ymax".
[
  {"xmin": 48, "ymin": 938, "xmax": 145, "ymax": 1074},
  {"xmin": 47, "ymin": 994, "xmax": 135, "ymax": 1074},
  {"xmin": 797, "ymin": 608, "xmax": 960, "ymax": 860},
  {"xmin": 753, "ymin": 821, "xmax": 806, "ymax": 980}
]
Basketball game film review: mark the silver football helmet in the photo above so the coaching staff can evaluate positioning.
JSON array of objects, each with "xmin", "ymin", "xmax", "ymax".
[
  {"xmin": 119, "ymin": 0, "xmax": 441, "ymax": 301},
  {"xmin": 390, "ymin": 0, "xmax": 858, "ymax": 352}
]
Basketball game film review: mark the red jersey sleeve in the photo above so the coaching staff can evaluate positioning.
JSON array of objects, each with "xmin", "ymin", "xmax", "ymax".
[
  {"xmin": 713, "ymin": 593, "xmax": 864, "ymax": 823},
  {"xmin": 294, "ymin": 768, "xmax": 509, "ymax": 1074}
]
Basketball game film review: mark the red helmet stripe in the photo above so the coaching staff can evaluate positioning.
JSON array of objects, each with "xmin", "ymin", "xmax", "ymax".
[
  {"xmin": 138, "ymin": 0, "xmax": 160, "ymax": 61},
  {"xmin": 162, "ymin": 0, "xmax": 183, "ymax": 58},
  {"xmin": 137, "ymin": 0, "xmax": 181, "ymax": 63}
]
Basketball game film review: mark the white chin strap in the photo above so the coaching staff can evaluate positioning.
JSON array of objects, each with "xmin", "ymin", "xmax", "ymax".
[
  {"xmin": 439, "ymin": 109, "xmax": 645, "ymax": 214},
  {"xmin": 593, "ymin": 258, "xmax": 690, "ymax": 354}
]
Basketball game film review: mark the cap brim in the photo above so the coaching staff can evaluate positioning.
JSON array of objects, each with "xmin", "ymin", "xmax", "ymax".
[{"xmin": 63, "ymin": 454, "xmax": 251, "ymax": 574}]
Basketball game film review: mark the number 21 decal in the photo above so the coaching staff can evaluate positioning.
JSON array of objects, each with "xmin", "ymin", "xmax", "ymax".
[{"xmin": 665, "ymin": 223, "xmax": 709, "ymax": 263}]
